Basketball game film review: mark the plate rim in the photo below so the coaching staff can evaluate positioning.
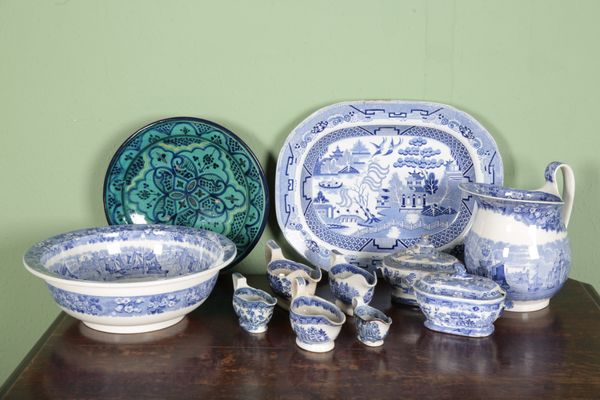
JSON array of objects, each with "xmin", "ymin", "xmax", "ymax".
[
  {"xmin": 102, "ymin": 116, "xmax": 269, "ymax": 269},
  {"xmin": 275, "ymin": 100, "xmax": 503, "ymax": 270}
]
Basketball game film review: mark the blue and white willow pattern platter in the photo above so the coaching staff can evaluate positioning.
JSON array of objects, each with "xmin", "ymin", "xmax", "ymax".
[
  {"xmin": 23, "ymin": 225, "xmax": 236, "ymax": 333},
  {"xmin": 103, "ymin": 117, "xmax": 268, "ymax": 268},
  {"xmin": 275, "ymin": 101, "xmax": 503, "ymax": 270}
]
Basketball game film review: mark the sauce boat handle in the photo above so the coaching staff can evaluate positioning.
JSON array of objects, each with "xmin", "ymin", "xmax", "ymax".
[
  {"xmin": 232, "ymin": 272, "xmax": 249, "ymax": 291},
  {"xmin": 330, "ymin": 249, "xmax": 347, "ymax": 268},
  {"xmin": 540, "ymin": 162, "xmax": 575, "ymax": 228},
  {"xmin": 265, "ymin": 240, "xmax": 285, "ymax": 264}
]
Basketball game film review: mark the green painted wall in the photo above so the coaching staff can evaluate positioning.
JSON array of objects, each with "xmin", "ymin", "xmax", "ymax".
[{"xmin": 1, "ymin": 0, "xmax": 599, "ymax": 387}]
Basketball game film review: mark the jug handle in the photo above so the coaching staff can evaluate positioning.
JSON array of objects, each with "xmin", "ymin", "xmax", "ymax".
[
  {"xmin": 265, "ymin": 239, "xmax": 285, "ymax": 264},
  {"xmin": 539, "ymin": 162, "xmax": 575, "ymax": 228},
  {"xmin": 232, "ymin": 272, "xmax": 249, "ymax": 291}
]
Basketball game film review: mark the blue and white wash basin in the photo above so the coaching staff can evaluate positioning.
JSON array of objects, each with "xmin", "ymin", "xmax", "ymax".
[{"xmin": 23, "ymin": 225, "xmax": 236, "ymax": 333}]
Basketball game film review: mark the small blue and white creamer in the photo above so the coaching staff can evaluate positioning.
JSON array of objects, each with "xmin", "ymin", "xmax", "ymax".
[
  {"xmin": 460, "ymin": 162, "xmax": 575, "ymax": 312},
  {"xmin": 232, "ymin": 273, "xmax": 277, "ymax": 334}
]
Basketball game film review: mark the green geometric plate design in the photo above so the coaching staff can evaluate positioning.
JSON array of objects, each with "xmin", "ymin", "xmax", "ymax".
[{"xmin": 103, "ymin": 117, "xmax": 268, "ymax": 269}]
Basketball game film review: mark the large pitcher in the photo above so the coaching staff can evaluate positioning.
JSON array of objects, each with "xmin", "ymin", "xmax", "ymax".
[{"xmin": 460, "ymin": 162, "xmax": 575, "ymax": 312}]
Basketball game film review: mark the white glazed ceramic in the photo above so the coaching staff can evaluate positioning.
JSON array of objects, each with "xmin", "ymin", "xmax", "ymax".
[
  {"xmin": 275, "ymin": 100, "xmax": 504, "ymax": 270},
  {"xmin": 265, "ymin": 239, "xmax": 322, "ymax": 309},
  {"xmin": 232, "ymin": 273, "xmax": 277, "ymax": 334},
  {"xmin": 352, "ymin": 297, "xmax": 392, "ymax": 347},
  {"xmin": 289, "ymin": 277, "xmax": 346, "ymax": 353},
  {"xmin": 329, "ymin": 250, "xmax": 377, "ymax": 316},
  {"xmin": 23, "ymin": 225, "xmax": 236, "ymax": 333},
  {"xmin": 460, "ymin": 162, "xmax": 575, "ymax": 312},
  {"xmin": 413, "ymin": 264, "xmax": 506, "ymax": 337},
  {"xmin": 380, "ymin": 235, "xmax": 459, "ymax": 306}
]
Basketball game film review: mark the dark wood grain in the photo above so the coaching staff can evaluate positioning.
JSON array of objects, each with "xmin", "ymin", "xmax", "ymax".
[{"xmin": 2, "ymin": 278, "xmax": 600, "ymax": 400}]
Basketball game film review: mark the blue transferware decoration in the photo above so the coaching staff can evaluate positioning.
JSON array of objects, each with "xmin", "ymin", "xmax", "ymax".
[
  {"xmin": 380, "ymin": 235, "xmax": 460, "ymax": 306},
  {"xmin": 329, "ymin": 250, "xmax": 377, "ymax": 316},
  {"xmin": 413, "ymin": 264, "xmax": 506, "ymax": 337},
  {"xmin": 232, "ymin": 272, "xmax": 277, "ymax": 334},
  {"xmin": 23, "ymin": 225, "xmax": 236, "ymax": 333},
  {"xmin": 352, "ymin": 297, "xmax": 392, "ymax": 347},
  {"xmin": 460, "ymin": 162, "xmax": 575, "ymax": 312},
  {"xmin": 289, "ymin": 277, "xmax": 346, "ymax": 353},
  {"xmin": 265, "ymin": 240, "xmax": 322, "ymax": 309},
  {"xmin": 103, "ymin": 117, "xmax": 268, "ymax": 268},
  {"xmin": 275, "ymin": 101, "xmax": 503, "ymax": 270}
]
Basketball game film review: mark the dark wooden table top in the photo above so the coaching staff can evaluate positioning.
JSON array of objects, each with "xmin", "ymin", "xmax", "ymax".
[{"xmin": 2, "ymin": 277, "xmax": 600, "ymax": 399}]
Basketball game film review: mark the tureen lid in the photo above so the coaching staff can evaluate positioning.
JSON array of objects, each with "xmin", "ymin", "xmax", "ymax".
[
  {"xmin": 413, "ymin": 264, "xmax": 505, "ymax": 302},
  {"xmin": 382, "ymin": 235, "xmax": 458, "ymax": 272}
]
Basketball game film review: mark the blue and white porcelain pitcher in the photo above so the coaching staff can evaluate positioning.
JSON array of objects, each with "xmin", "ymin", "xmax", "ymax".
[{"xmin": 460, "ymin": 162, "xmax": 575, "ymax": 312}]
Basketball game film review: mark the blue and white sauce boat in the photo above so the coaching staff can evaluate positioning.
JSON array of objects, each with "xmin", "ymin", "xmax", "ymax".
[
  {"xmin": 266, "ymin": 240, "xmax": 322, "ymax": 309},
  {"xmin": 380, "ymin": 235, "xmax": 460, "ymax": 306},
  {"xmin": 460, "ymin": 161, "xmax": 575, "ymax": 312},
  {"xmin": 329, "ymin": 250, "xmax": 377, "ymax": 316},
  {"xmin": 23, "ymin": 225, "xmax": 237, "ymax": 334},
  {"xmin": 352, "ymin": 297, "xmax": 392, "ymax": 347},
  {"xmin": 232, "ymin": 273, "xmax": 277, "ymax": 334},
  {"xmin": 413, "ymin": 264, "xmax": 506, "ymax": 337},
  {"xmin": 289, "ymin": 277, "xmax": 346, "ymax": 353}
]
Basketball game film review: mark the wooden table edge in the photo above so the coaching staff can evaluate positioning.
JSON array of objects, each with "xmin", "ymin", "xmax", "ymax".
[
  {"xmin": 1, "ymin": 278, "xmax": 598, "ymax": 397},
  {"xmin": 0, "ymin": 313, "xmax": 67, "ymax": 397}
]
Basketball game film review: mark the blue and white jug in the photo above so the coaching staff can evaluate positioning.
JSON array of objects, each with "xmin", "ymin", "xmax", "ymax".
[{"xmin": 459, "ymin": 162, "xmax": 575, "ymax": 312}]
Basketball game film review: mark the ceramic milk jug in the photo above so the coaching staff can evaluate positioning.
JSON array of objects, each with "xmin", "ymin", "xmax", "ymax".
[{"xmin": 459, "ymin": 162, "xmax": 575, "ymax": 312}]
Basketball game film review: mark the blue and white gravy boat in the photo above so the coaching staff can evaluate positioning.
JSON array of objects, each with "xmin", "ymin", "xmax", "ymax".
[
  {"xmin": 329, "ymin": 250, "xmax": 377, "ymax": 316},
  {"xmin": 232, "ymin": 273, "xmax": 277, "ymax": 334},
  {"xmin": 352, "ymin": 297, "xmax": 392, "ymax": 347},
  {"xmin": 460, "ymin": 161, "xmax": 575, "ymax": 312},
  {"xmin": 266, "ymin": 240, "xmax": 322, "ymax": 308},
  {"xmin": 289, "ymin": 277, "xmax": 346, "ymax": 353}
]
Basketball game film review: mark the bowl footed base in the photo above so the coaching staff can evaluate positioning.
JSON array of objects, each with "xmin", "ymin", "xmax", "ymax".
[{"xmin": 84, "ymin": 316, "xmax": 185, "ymax": 334}]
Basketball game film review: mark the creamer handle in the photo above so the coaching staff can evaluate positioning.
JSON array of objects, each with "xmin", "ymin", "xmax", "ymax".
[
  {"xmin": 540, "ymin": 162, "xmax": 575, "ymax": 228},
  {"xmin": 265, "ymin": 239, "xmax": 285, "ymax": 264},
  {"xmin": 351, "ymin": 296, "xmax": 365, "ymax": 310},
  {"xmin": 330, "ymin": 249, "xmax": 347, "ymax": 268},
  {"xmin": 291, "ymin": 277, "xmax": 308, "ymax": 299}
]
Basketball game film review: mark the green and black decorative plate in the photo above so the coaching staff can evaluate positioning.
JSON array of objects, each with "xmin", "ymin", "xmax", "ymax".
[{"xmin": 103, "ymin": 117, "xmax": 268, "ymax": 269}]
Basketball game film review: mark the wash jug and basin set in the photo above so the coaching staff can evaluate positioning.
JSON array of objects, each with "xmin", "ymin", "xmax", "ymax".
[{"xmin": 22, "ymin": 101, "xmax": 576, "ymax": 353}]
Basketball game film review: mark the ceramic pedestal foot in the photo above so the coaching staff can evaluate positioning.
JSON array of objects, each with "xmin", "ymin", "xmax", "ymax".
[
  {"xmin": 295, "ymin": 338, "xmax": 335, "ymax": 353},
  {"xmin": 242, "ymin": 325, "xmax": 268, "ymax": 334},
  {"xmin": 358, "ymin": 337, "xmax": 384, "ymax": 347},
  {"xmin": 424, "ymin": 320, "xmax": 494, "ymax": 338},
  {"xmin": 506, "ymin": 298, "xmax": 550, "ymax": 312}
]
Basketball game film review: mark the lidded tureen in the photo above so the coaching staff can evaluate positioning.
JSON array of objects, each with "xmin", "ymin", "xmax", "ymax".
[
  {"xmin": 413, "ymin": 265, "xmax": 506, "ymax": 337},
  {"xmin": 380, "ymin": 235, "xmax": 460, "ymax": 305}
]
